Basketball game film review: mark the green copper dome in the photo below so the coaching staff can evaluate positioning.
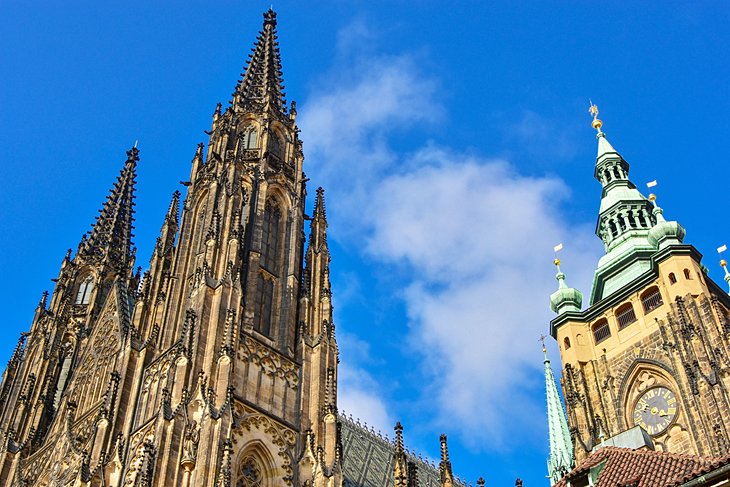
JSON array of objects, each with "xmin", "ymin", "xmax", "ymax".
[
  {"xmin": 550, "ymin": 263, "xmax": 583, "ymax": 314},
  {"xmin": 647, "ymin": 204, "xmax": 685, "ymax": 249}
]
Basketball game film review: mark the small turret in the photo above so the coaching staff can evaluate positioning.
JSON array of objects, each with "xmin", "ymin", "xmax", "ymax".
[{"xmin": 550, "ymin": 258, "xmax": 583, "ymax": 315}]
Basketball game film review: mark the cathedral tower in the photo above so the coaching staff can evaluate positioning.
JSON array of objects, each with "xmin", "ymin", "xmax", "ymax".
[
  {"xmin": 0, "ymin": 10, "xmax": 341, "ymax": 487},
  {"xmin": 549, "ymin": 107, "xmax": 730, "ymax": 464}
]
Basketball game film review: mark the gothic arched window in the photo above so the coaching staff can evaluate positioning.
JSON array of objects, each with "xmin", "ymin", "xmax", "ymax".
[
  {"xmin": 75, "ymin": 276, "xmax": 94, "ymax": 305},
  {"xmin": 260, "ymin": 201, "xmax": 281, "ymax": 274},
  {"xmin": 241, "ymin": 126, "xmax": 258, "ymax": 149},
  {"xmin": 237, "ymin": 456, "xmax": 263, "ymax": 487},
  {"xmin": 269, "ymin": 133, "xmax": 283, "ymax": 159},
  {"xmin": 668, "ymin": 272, "xmax": 677, "ymax": 284},
  {"xmin": 253, "ymin": 274, "xmax": 274, "ymax": 337}
]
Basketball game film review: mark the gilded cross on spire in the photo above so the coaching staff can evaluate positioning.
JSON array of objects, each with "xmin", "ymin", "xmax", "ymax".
[{"xmin": 589, "ymin": 100, "xmax": 603, "ymax": 132}]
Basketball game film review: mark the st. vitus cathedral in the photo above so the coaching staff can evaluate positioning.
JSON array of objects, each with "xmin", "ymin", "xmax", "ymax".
[{"xmin": 0, "ymin": 10, "xmax": 471, "ymax": 487}]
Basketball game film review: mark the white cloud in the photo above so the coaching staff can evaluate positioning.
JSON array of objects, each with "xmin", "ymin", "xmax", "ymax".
[
  {"xmin": 300, "ymin": 21, "xmax": 603, "ymax": 450},
  {"xmin": 337, "ymin": 331, "xmax": 394, "ymax": 435}
]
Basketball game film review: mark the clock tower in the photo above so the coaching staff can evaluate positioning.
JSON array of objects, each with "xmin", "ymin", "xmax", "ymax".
[{"xmin": 549, "ymin": 107, "xmax": 730, "ymax": 465}]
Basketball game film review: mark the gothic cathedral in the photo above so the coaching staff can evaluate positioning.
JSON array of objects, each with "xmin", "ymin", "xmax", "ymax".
[
  {"xmin": 547, "ymin": 108, "xmax": 730, "ymax": 480},
  {"xmin": 0, "ymin": 10, "xmax": 345, "ymax": 487}
]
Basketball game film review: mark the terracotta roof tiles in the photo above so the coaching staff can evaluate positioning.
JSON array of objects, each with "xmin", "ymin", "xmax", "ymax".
[{"xmin": 554, "ymin": 447, "xmax": 730, "ymax": 487}]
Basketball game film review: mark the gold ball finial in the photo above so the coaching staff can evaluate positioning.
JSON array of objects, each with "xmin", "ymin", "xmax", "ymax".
[
  {"xmin": 553, "ymin": 258, "xmax": 561, "ymax": 266},
  {"xmin": 721, "ymin": 259, "xmax": 728, "ymax": 268},
  {"xmin": 648, "ymin": 193, "xmax": 657, "ymax": 202},
  {"xmin": 589, "ymin": 101, "xmax": 603, "ymax": 132}
]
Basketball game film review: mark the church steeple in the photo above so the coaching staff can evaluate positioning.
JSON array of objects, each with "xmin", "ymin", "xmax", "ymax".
[
  {"xmin": 590, "ymin": 106, "xmax": 655, "ymax": 254},
  {"xmin": 232, "ymin": 8, "xmax": 287, "ymax": 113},
  {"xmin": 78, "ymin": 146, "xmax": 138, "ymax": 273},
  {"xmin": 544, "ymin": 343, "xmax": 573, "ymax": 485},
  {"xmin": 586, "ymin": 106, "xmax": 685, "ymax": 303}
]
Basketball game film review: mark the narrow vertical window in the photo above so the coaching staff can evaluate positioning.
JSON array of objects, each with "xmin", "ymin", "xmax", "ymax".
[
  {"xmin": 254, "ymin": 274, "xmax": 274, "ymax": 336},
  {"xmin": 75, "ymin": 276, "xmax": 94, "ymax": 305},
  {"xmin": 260, "ymin": 202, "xmax": 281, "ymax": 274},
  {"xmin": 269, "ymin": 133, "xmax": 283, "ymax": 158},
  {"xmin": 240, "ymin": 126, "xmax": 258, "ymax": 150},
  {"xmin": 683, "ymin": 269, "xmax": 692, "ymax": 280}
]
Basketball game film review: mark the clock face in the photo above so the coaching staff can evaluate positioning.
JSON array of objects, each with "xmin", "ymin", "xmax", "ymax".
[{"xmin": 633, "ymin": 386, "xmax": 678, "ymax": 436}]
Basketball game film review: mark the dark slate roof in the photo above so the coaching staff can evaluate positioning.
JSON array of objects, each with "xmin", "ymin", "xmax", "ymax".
[
  {"xmin": 555, "ymin": 446, "xmax": 730, "ymax": 487},
  {"xmin": 339, "ymin": 415, "xmax": 468, "ymax": 487}
]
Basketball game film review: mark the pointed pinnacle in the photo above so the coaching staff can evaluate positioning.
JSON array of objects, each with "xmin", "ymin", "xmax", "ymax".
[
  {"xmin": 440, "ymin": 434, "xmax": 449, "ymax": 460},
  {"xmin": 166, "ymin": 191, "xmax": 181, "ymax": 225},
  {"xmin": 81, "ymin": 146, "xmax": 138, "ymax": 270},
  {"xmin": 313, "ymin": 187, "xmax": 327, "ymax": 221},
  {"xmin": 233, "ymin": 9, "xmax": 287, "ymax": 111},
  {"xmin": 394, "ymin": 422, "xmax": 404, "ymax": 452}
]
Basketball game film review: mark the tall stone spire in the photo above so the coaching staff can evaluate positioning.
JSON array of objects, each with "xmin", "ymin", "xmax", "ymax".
[
  {"xmin": 78, "ymin": 146, "xmax": 138, "ymax": 273},
  {"xmin": 232, "ymin": 8, "xmax": 287, "ymax": 113},
  {"xmin": 544, "ymin": 344, "xmax": 573, "ymax": 485}
]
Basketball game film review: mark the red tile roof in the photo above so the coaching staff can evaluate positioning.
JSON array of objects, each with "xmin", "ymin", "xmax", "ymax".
[{"xmin": 554, "ymin": 447, "xmax": 730, "ymax": 487}]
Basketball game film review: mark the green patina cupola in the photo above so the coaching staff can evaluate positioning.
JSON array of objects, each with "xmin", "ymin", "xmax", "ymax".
[
  {"xmin": 646, "ymin": 194, "xmax": 686, "ymax": 249},
  {"xmin": 550, "ymin": 258, "xmax": 583, "ymax": 314}
]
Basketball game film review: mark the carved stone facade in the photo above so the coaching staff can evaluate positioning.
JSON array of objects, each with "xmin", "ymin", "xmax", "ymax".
[{"xmin": 0, "ymin": 10, "xmax": 345, "ymax": 487}]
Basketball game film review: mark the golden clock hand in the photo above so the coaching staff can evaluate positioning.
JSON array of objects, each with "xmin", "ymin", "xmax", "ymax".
[{"xmin": 658, "ymin": 410, "xmax": 668, "ymax": 417}]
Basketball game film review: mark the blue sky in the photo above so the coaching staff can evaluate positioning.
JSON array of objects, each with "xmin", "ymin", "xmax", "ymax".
[{"xmin": 2, "ymin": 1, "xmax": 729, "ymax": 484}]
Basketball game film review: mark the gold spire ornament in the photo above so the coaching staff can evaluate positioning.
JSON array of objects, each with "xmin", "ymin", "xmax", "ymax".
[{"xmin": 589, "ymin": 101, "xmax": 603, "ymax": 132}]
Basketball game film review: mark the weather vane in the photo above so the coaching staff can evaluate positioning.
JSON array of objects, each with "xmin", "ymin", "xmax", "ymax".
[
  {"xmin": 539, "ymin": 334, "xmax": 548, "ymax": 353},
  {"xmin": 553, "ymin": 242, "xmax": 563, "ymax": 267},
  {"xmin": 647, "ymin": 180, "xmax": 658, "ymax": 203},
  {"xmin": 589, "ymin": 100, "xmax": 603, "ymax": 132}
]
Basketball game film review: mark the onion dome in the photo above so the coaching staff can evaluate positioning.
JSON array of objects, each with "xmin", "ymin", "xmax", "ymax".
[
  {"xmin": 550, "ymin": 259, "xmax": 583, "ymax": 314},
  {"xmin": 646, "ymin": 193, "xmax": 686, "ymax": 249}
]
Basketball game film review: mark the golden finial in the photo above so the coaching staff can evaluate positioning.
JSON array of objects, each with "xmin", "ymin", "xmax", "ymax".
[
  {"xmin": 553, "ymin": 243, "xmax": 563, "ymax": 268},
  {"xmin": 589, "ymin": 100, "xmax": 603, "ymax": 132},
  {"xmin": 539, "ymin": 334, "xmax": 548, "ymax": 354},
  {"xmin": 648, "ymin": 193, "xmax": 657, "ymax": 202},
  {"xmin": 721, "ymin": 259, "xmax": 728, "ymax": 268}
]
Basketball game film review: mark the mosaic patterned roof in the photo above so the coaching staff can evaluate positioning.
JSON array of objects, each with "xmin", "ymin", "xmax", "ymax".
[{"xmin": 339, "ymin": 414, "xmax": 468, "ymax": 487}]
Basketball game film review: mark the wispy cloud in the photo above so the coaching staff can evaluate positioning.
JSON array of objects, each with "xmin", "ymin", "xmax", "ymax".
[{"xmin": 300, "ymin": 20, "xmax": 602, "ymax": 450}]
